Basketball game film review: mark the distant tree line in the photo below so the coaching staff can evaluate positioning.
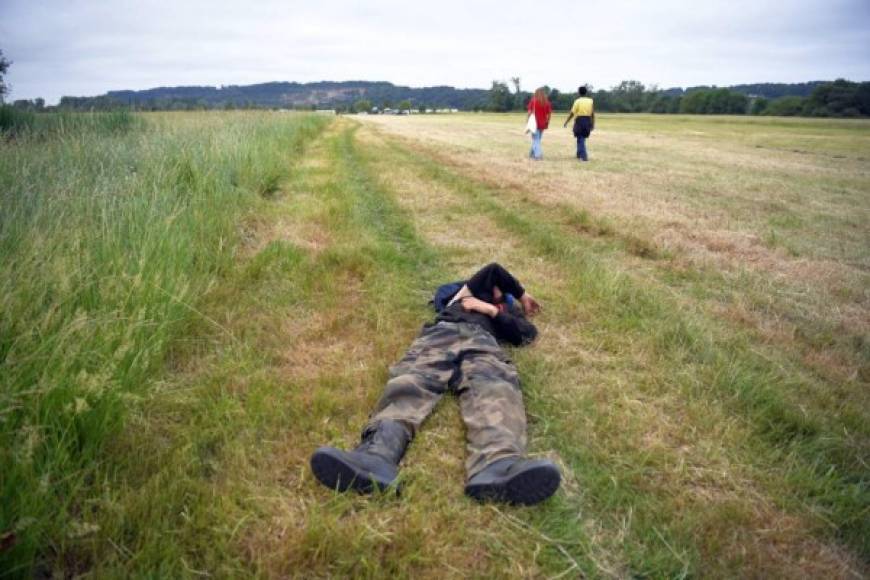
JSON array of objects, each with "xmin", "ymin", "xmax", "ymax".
[
  {"xmin": 45, "ymin": 81, "xmax": 488, "ymax": 113},
  {"xmin": 6, "ymin": 68, "xmax": 868, "ymax": 118},
  {"xmin": 486, "ymin": 78, "xmax": 870, "ymax": 117}
]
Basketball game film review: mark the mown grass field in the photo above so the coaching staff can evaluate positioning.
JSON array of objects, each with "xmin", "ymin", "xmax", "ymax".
[{"xmin": 1, "ymin": 110, "xmax": 868, "ymax": 578}]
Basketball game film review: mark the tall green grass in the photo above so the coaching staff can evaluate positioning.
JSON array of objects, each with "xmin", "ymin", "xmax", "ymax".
[
  {"xmin": 0, "ymin": 111, "xmax": 328, "ymax": 575},
  {"xmin": 0, "ymin": 106, "xmax": 140, "ymax": 139}
]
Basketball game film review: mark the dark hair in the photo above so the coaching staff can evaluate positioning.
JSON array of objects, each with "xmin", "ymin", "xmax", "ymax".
[
  {"xmin": 515, "ymin": 316, "xmax": 538, "ymax": 345},
  {"xmin": 505, "ymin": 300, "xmax": 538, "ymax": 345},
  {"xmin": 578, "ymin": 86, "xmax": 588, "ymax": 96}
]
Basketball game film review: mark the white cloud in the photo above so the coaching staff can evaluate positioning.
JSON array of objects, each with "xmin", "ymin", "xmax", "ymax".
[{"xmin": 1, "ymin": 0, "xmax": 868, "ymax": 103}]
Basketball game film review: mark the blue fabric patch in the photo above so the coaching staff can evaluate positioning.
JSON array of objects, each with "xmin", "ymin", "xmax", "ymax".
[{"xmin": 432, "ymin": 281, "xmax": 464, "ymax": 312}]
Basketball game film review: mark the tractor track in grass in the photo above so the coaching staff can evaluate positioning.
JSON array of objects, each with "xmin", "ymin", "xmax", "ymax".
[
  {"xmin": 353, "ymin": 120, "xmax": 868, "ymax": 578},
  {"xmin": 231, "ymin": 119, "xmax": 563, "ymax": 578}
]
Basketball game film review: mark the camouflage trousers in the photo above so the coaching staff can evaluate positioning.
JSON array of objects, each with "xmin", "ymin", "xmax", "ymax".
[{"xmin": 366, "ymin": 321, "xmax": 528, "ymax": 478}]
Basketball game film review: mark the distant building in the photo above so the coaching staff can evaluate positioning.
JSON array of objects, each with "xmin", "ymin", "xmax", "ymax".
[{"xmin": 315, "ymin": 109, "xmax": 336, "ymax": 115}]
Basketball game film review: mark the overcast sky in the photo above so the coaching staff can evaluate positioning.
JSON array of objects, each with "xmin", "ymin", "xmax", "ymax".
[{"xmin": 2, "ymin": 0, "xmax": 869, "ymax": 104}]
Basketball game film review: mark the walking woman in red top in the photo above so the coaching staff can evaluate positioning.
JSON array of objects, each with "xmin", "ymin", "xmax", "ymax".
[{"xmin": 527, "ymin": 88, "xmax": 552, "ymax": 160}]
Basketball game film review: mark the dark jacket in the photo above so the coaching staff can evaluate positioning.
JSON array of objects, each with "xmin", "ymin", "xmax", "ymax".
[
  {"xmin": 433, "ymin": 263, "xmax": 538, "ymax": 346},
  {"xmin": 573, "ymin": 116, "xmax": 593, "ymax": 138}
]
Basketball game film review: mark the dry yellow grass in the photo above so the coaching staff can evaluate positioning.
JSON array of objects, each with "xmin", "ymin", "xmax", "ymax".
[
  {"xmin": 351, "ymin": 122, "xmax": 867, "ymax": 578},
  {"xmin": 361, "ymin": 112, "xmax": 869, "ymax": 390}
]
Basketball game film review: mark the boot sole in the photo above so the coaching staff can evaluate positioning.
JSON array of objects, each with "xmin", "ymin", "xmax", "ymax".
[
  {"xmin": 310, "ymin": 448, "xmax": 396, "ymax": 494},
  {"xmin": 466, "ymin": 464, "xmax": 561, "ymax": 506}
]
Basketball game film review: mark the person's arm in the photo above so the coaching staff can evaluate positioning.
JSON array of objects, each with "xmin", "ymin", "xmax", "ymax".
[
  {"xmin": 466, "ymin": 263, "xmax": 525, "ymax": 303},
  {"xmin": 520, "ymin": 292, "xmax": 541, "ymax": 316},
  {"xmin": 563, "ymin": 111, "xmax": 574, "ymax": 128},
  {"xmin": 465, "ymin": 263, "xmax": 542, "ymax": 315},
  {"xmin": 460, "ymin": 296, "xmax": 499, "ymax": 318}
]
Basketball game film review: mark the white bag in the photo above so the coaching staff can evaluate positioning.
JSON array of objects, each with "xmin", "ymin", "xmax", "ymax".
[{"xmin": 525, "ymin": 110, "xmax": 538, "ymax": 135}]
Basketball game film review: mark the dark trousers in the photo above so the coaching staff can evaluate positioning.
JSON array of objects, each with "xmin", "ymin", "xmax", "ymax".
[
  {"xmin": 573, "ymin": 116, "xmax": 592, "ymax": 161},
  {"xmin": 576, "ymin": 136, "xmax": 588, "ymax": 161}
]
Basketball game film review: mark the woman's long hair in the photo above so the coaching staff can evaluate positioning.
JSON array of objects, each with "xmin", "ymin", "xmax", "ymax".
[{"xmin": 534, "ymin": 88, "xmax": 550, "ymax": 106}]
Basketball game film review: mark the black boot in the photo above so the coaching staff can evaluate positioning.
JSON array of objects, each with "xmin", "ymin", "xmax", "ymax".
[
  {"xmin": 465, "ymin": 457, "xmax": 561, "ymax": 505},
  {"xmin": 310, "ymin": 420, "xmax": 411, "ymax": 494}
]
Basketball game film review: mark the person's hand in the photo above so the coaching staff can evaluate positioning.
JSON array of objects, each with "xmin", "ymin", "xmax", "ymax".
[
  {"xmin": 563, "ymin": 122, "xmax": 568, "ymax": 128},
  {"xmin": 461, "ymin": 296, "xmax": 499, "ymax": 318},
  {"xmin": 520, "ymin": 293, "xmax": 541, "ymax": 316}
]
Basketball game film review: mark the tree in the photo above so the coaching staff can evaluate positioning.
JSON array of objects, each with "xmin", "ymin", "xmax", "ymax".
[
  {"xmin": 727, "ymin": 92, "xmax": 749, "ymax": 114},
  {"xmin": 397, "ymin": 99, "xmax": 412, "ymax": 112},
  {"xmin": 763, "ymin": 96, "xmax": 806, "ymax": 116},
  {"xmin": 677, "ymin": 88, "xmax": 747, "ymax": 114},
  {"xmin": 708, "ymin": 88, "xmax": 731, "ymax": 113},
  {"xmin": 680, "ymin": 90, "xmax": 711, "ymax": 114},
  {"xmin": 649, "ymin": 94, "xmax": 677, "ymax": 113},
  {"xmin": 0, "ymin": 49, "xmax": 11, "ymax": 103},
  {"xmin": 549, "ymin": 88, "xmax": 573, "ymax": 111},
  {"xmin": 750, "ymin": 97, "xmax": 768, "ymax": 115},
  {"xmin": 856, "ymin": 82, "xmax": 870, "ymax": 116},
  {"xmin": 611, "ymin": 80, "xmax": 646, "ymax": 112},
  {"xmin": 803, "ymin": 79, "xmax": 870, "ymax": 117},
  {"xmin": 509, "ymin": 76, "xmax": 525, "ymax": 110},
  {"xmin": 353, "ymin": 99, "xmax": 372, "ymax": 113},
  {"xmin": 12, "ymin": 98, "xmax": 45, "ymax": 111},
  {"xmin": 487, "ymin": 81, "xmax": 512, "ymax": 112},
  {"xmin": 592, "ymin": 89, "xmax": 613, "ymax": 112}
]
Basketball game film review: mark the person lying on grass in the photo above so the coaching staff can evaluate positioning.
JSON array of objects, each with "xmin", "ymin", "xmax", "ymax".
[{"xmin": 311, "ymin": 263, "xmax": 561, "ymax": 505}]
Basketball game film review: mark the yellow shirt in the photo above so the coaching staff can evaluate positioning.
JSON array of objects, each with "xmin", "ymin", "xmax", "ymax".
[{"xmin": 571, "ymin": 97, "xmax": 594, "ymax": 116}]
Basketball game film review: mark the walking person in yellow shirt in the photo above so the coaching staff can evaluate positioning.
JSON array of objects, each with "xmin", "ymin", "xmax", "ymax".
[{"xmin": 563, "ymin": 86, "xmax": 595, "ymax": 161}]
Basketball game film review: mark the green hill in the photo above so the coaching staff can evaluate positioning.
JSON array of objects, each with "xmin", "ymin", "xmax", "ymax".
[{"xmin": 58, "ymin": 81, "xmax": 489, "ymax": 111}]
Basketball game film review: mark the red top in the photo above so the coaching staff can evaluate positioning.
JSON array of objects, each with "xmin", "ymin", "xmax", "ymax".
[{"xmin": 527, "ymin": 99, "xmax": 552, "ymax": 130}]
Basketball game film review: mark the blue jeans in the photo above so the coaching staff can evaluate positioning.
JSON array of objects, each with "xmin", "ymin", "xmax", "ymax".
[
  {"xmin": 529, "ymin": 130, "xmax": 543, "ymax": 159},
  {"xmin": 576, "ymin": 136, "xmax": 588, "ymax": 161}
]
